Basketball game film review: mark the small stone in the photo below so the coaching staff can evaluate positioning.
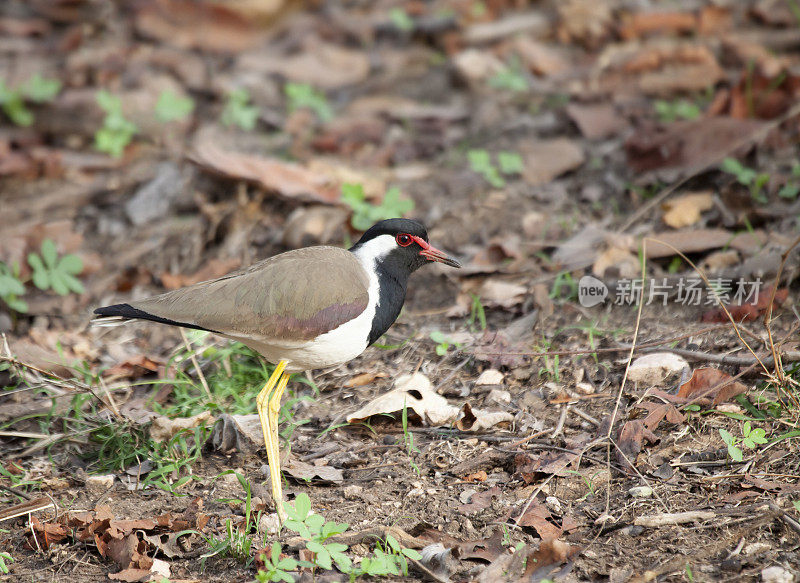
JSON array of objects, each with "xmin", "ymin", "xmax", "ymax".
[
  {"xmin": 124, "ymin": 162, "xmax": 187, "ymax": 226},
  {"xmin": 476, "ymin": 369, "xmax": 504, "ymax": 386},
  {"xmin": 407, "ymin": 488, "xmax": 425, "ymax": 497},
  {"xmin": 628, "ymin": 486, "xmax": 653, "ymax": 498},
  {"xmin": 86, "ymin": 474, "xmax": 115, "ymax": 494},
  {"xmin": 744, "ymin": 542, "xmax": 771, "ymax": 555},
  {"xmin": 486, "ymin": 388, "xmax": 511, "ymax": 406},
  {"xmin": 627, "ymin": 353, "xmax": 689, "ymax": 385},
  {"xmin": 545, "ymin": 496, "xmax": 562, "ymax": 514},
  {"xmin": 716, "ymin": 403, "xmax": 743, "ymax": 414},
  {"xmin": 460, "ymin": 489, "xmax": 477, "ymax": 504},
  {"xmin": 575, "ymin": 382, "xmax": 595, "ymax": 395},
  {"xmin": 761, "ymin": 566, "xmax": 794, "ymax": 583},
  {"xmin": 343, "ymin": 485, "xmax": 363, "ymax": 500},
  {"xmin": 259, "ymin": 513, "xmax": 281, "ymax": 536}
]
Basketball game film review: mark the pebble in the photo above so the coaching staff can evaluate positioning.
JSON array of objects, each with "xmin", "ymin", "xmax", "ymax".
[
  {"xmin": 343, "ymin": 485, "xmax": 363, "ymax": 500},
  {"xmin": 545, "ymin": 496, "xmax": 562, "ymax": 514},
  {"xmin": 476, "ymin": 369, "xmax": 504, "ymax": 386},
  {"xmin": 761, "ymin": 566, "xmax": 794, "ymax": 583},
  {"xmin": 486, "ymin": 388, "xmax": 511, "ymax": 406},
  {"xmin": 628, "ymin": 486, "xmax": 653, "ymax": 498},
  {"xmin": 86, "ymin": 474, "xmax": 115, "ymax": 494},
  {"xmin": 259, "ymin": 513, "xmax": 281, "ymax": 536},
  {"xmin": 460, "ymin": 489, "xmax": 477, "ymax": 504}
]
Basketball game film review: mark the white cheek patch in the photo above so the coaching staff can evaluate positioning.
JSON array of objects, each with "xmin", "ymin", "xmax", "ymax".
[{"xmin": 351, "ymin": 234, "xmax": 397, "ymax": 266}]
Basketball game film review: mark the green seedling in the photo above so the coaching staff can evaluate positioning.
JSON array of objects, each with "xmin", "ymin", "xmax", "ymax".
[
  {"xmin": 488, "ymin": 58, "xmax": 527, "ymax": 93},
  {"xmin": 0, "ymin": 74, "xmax": 61, "ymax": 126},
  {"xmin": 778, "ymin": 162, "xmax": 800, "ymax": 200},
  {"xmin": 95, "ymin": 90, "xmax": 138, "ymax": 157},
  {"xmin": 719, "ymin": 421, "xmax": 767, "ymax": 462},
  {"xmin": 155, "ymin": 90, "xmax": 195, "ymax": 122},
  {"xmin": 256, "ymin": 542, "xmax": 298, "ymax": 582},
  {"xmin": 467, "ymin": 293, "xmax": 487, "ymax": 331},
  {"xmin": 283, "ymin": 494, "xmax": 351, "ymax": 572},
  {"xmin": 27, "ymin": 239, "xmax": 84, "ymax": 296},
  {"xmin": 0, "ymin": 262, "xmax": 27, "ymax": 313},
  {"xmin": 654, "ymin": 99, "xmax": 701, "ymax": 123},
  {"xmin": 720, "ymin": 157, "xmax": 770, "ymax": 204},
  {"xmin": 389, "ymin": 7, "xmax": 414, "ymax": 32},
  {"xmin": 341, "ymin": 183, "xmax": 414, "ymax": 231},
  {"xmin": 468, "ymin": 149, "xmax": 523, "ymax": 188},
  {"xmin": 284, "ymin": 82, "xmax": 333, "ymax": 122},
  {"xmin": 429, "ymin": 330, "xmax": 461, "ymax": 356},
  {"xmin": 349, "ymin": 535, "xmax": 421, "ymax": 579},
  {"xmin": 549, "ymin": 271, "xmax": 578, "ymax": 302},
  {"xmin": 222, "ymin": 88, "xmax": 259, "ymax": 130},
  {"xmin": 0, "ymin": 552, "xmax": 13, "ymax": 575}
]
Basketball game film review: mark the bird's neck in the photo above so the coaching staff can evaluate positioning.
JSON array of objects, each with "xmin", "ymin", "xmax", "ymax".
[{"xmin": 368, "ymin": 264, "xmax": 407, "ymax": 345}]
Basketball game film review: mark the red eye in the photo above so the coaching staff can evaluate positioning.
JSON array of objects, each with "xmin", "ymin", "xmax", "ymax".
[{"xmin": 396, "ymin": 233, "xmax": 413, "ymax": 247}]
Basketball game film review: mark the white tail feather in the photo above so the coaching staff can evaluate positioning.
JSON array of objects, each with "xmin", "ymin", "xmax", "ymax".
[{"xmin": 90, "ymin": 316, "xmax": 131, "ymax": 327}]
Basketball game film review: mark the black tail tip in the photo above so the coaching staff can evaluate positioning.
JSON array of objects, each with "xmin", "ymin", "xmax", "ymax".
[{"xmin": 93, "ymin": 303, "xmax": 138, "ymax": 318}]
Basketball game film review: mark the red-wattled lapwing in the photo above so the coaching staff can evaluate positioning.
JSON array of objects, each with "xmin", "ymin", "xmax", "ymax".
[{"xmin": 93, "ymin": 218, "xmax": 460, "ymax": 520}]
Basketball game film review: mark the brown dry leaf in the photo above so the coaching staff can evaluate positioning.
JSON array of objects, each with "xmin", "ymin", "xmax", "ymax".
[
  {"xmin": 514, "ymin": 451, "xmax": 578, "ymax": 481},
  {"xmin": 346, "ymin": 373, "xmax": 459, "ymax": 426},
  {"xmin": 513, "ymin": 37, "xmax": 571, "ymax": 77},
  {"xmin": 626, "ymin": 117, "xmax": 764, "ymax": 176},
  {"xmin": 105, "ymin": 355, "xmax": 163, "ymax": 379},
  {"xmin": 455, "ymin": 402, "xmax": 514, "ymax": 432},
  {"xmin": 677, "ymin": 368, "xmax": 748, "ymax": 405},
  {"xmin": 463, "ymin": 471, "xmax": 488, "ymax": 482},
  {"xmin": 521, "ymin": 138, "xmax": 584, "ymax": 185},
  {"xmin": 566, "ymin": 103, "xmax": 624, "ymax": 140},
  {"xmin": 283, "ymin": 459, "xmax": 343, "ymax": 484},
  {"xmin": 516, "ymin": 501, "xmax": 562, "ymax": 539},
  {"xmin": 556, "ymin": 0, "xmax": 613, "ymax": 48},
  {"xmin": 592, "ymin": 246, "xmax": 640, "ymax": 279},
  {"xmin": 160, "ymin": 258, "xmax": 242, "ymax": 290},
  {"xmin": 661, "ymin": 191, "xmax": 713, "ymax": 228},
  {"xmin": 639, "ymin": 402, "xmax": 686, "ymax": 432},
  {"xmin": 135, "ymin": 0, "xmax": 261, "ymax": 53},
  {"xmin": 239, "ymin": 40, "xmax": 369, "ymax": 89},
  {"xmin": 478, "ymin": 279, "xmax": 527, "ymax": 308},
  {"xmin": 457, "ymin": 486, "xmax": 501, "ymax": 515},
  {"xmin": 616, "ymin": 420, "xmax": 657, "ymax": 474},
  {"xmin": 701, "ymin": 286, "xmax": 788, "ymax": 323},
  {"xmin": 619, "ymin": 11, "xmax": 697, "ymax": 40},
  {"xmin": 643, "ymin": 228, "xmax": 766, "ymax": 258},
  {"xmin": 25, "ymin": 516, "xmax": 68, "ymax": 550},
  {"xmin": 522, "ymin": 539, "xmax": 580, "ymax": 579},
  {"xmin": 150, "ymin": 411, "xmax": 214, "ymax": 443},
  {"xmin": 344, "ymin": 372, "xmax": 387, "ymax": 388},
  {"xmin": 190, "ymin": 140, "xmax": 340, "ymax": 204}
]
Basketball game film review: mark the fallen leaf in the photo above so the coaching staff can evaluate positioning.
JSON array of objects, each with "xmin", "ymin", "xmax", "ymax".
[
  {"xmin": 347, "ymin": 373, "xmax": 460, "ymax": 426},
  {"xmin": 661, "ymin": 191, "xmax": 714, "ymax": 228},
  {"xmin": 478, "ymin": 279, "xmax": 527, "ymax": 308},
  {"xmin": 522, "ymin": 538, "xmax": 579, "ymax": 579},
  {"xmin": 619, "ymin": 11, "xmax": 697, "ymax": 40},
  {"xmin": 190, "ymin": 139, "xmax": 340, "ymax": 204},
  {"xmin": 238, "ymin": 40, "xmax": 369, "ymax": 89},
  {"xmin": 644, "ymin": 228, "xmax": 766, "ymax": 258},
  {"xmin": 677, "ymin": 368, "xmax": 748, "ymax": 405},
  {"xmin": 135, "ymin": 0, "xmax": 261, "ymax": 53},
  {"xmin": 150, "ymin": 411, "xmax": 214, "ymax": 443},
  {"xmin": 463, "ymin": 471, "xmax": 488, "ymax": 482},
  {"xmin": 638, "ymin": 402, "xmax": 686, "ymax": 432},
  {"xmin": 592, "ymin": 246, "xmax": 640, "ymax": 279},
  {"xmin": 457, "ymin": 486, "xmax": 501, "ymax": 514},
  {"xmin": 566, "ymin": 103, "xmax": 624, "ymax": 140},
  {"xmin": 455, "ymin": 402, "xmax": 514, "ymax": 431},
  {"xmin": 344, "ymin": 371, "xmax": 387, "ymax": 388},
  {"xmin": 283, "ymin": 459, "xmax": 343, "ymax": 484},
  {"xmin": 701, "ymin": 286, "xmax": 788, "ymax": 323},
  {"xmin": 513, "ymin": 37, "xmax": 571, "ymax": 76},
  {"xmin": 516, "ymin": 500, "xmax": 562, "ymax": 539},
  {"xmin": 616, "ymin": 420, "xmax": 657, "ymax": 474},
  {"xmin": 521, "ymin": 138, "xmax": 584, "ymax": 185},
  {"xmin": 160, "ymin": 258, "xmax": 242, "ymax": 290}
]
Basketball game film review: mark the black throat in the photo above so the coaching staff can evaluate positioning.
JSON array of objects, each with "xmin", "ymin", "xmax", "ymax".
[{"xmin": 367, "ymin": 261, "xmax": 409, "ymax": 346}]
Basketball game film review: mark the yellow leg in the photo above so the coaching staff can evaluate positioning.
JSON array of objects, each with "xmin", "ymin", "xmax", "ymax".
[
  {"xmin": 267, "ymin": 372, "xmax": 290, "ymax": 518},
  {"xmin": 256, "ymin": 360, "xmax": 288, "ymax": 521}
]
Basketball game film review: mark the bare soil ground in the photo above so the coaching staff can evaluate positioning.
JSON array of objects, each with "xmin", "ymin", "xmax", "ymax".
[{"xmin": 1, "ymin": 1, "xmax": 800, "ymax": 582}]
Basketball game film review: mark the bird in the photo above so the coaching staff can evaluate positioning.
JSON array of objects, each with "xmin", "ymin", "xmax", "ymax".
[{"xmin": 93, "ymin": 218, "xmax": 461, "ymax": 520}]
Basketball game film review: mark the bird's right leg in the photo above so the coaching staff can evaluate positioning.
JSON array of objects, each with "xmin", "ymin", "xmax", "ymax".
[{"xmin": 256, "ymin": 360, "xmax": 288, "ymax": 521}]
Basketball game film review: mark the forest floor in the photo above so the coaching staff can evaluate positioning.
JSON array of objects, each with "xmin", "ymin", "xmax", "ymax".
[{"xmin": 1, "ymin": 1, "xmax": 800, "ymax": 581}]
